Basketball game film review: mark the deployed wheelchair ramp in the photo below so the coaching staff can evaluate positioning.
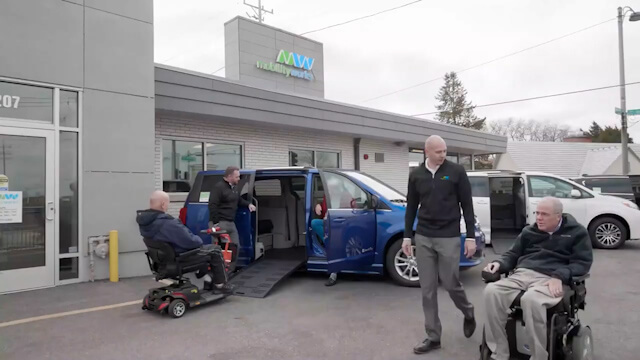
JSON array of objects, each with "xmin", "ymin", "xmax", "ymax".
[{"xmin": 228, "ymin": 248, "xmax": 305, "ymax": 298}]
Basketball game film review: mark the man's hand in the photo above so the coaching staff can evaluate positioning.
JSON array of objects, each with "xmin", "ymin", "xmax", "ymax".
[
  {"xmin": 546, "ymin": 278, "xmax": 564, "ymax": 298},
  {"xmin": 248, "ymin": 204, "xmax": 256, "ymax": 212},
  {"xmin": 464, "ymin": 239, "xmax": 476, "ymax": 258},
  {"xmin": 483, "ymin": 262, "xmax": 500, "ymax": 274},
  {"xmin": 401, "ymin": 238, "xmax": 413, "ymax": 257}
]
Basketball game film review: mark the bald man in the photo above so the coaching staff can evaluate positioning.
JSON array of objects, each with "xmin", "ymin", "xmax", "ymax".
[
  {"xmin": 137, "ymin": 190, "xmax": 233, "ymax": 294},
  {"xmin": 482, "ymin": 197, "xmax": 592, "ymax": 360},
  {"xmin": 404, "ymin": 135, "xmax": 477, "ymax": 354}
]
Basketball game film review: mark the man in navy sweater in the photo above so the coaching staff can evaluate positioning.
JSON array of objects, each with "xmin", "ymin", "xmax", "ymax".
[
  {"xmin": 403, "ymin": 135, "xmax": 477, "ymax": 354},
  {"xmin": 137, "ymin": 190, "xmax": 233, "ymax": 294}
]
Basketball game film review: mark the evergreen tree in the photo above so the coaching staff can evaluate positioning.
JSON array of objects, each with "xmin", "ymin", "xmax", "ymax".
[{"xmin": 434, "ymin": 72, "xmax": 486, "ymax": 130}]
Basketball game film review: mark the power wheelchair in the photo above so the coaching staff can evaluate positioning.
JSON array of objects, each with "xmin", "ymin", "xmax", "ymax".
[
  {"xmin": 479, "ymin": 270, "xmax": 593, "ymax": 360},
  {"xmin": 140, "ymin": 229, "xmax": 234, "ymax": 319}
]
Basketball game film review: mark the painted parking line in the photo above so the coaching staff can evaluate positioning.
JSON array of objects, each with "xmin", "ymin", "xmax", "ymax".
[{"xmin": 0, "ymin": 300, "xmax": 140, "ymax": 328}]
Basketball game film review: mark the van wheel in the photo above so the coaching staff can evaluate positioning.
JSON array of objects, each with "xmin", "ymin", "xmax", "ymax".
[
  {"xmin": 385, "ymin": 238, "xmax": 420, "ymax": 287},
  {"xmin": 589, "ymin": 217, "xmax": 626, "ymax": 249}
]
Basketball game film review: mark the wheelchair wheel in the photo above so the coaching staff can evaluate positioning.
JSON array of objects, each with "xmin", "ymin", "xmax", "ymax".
[
  {"xmin": 570, "ymin": 326, "xmax": 593, "ymax": 360},
  {"xmin": 168, "ymin": 299, "xmax": 187, "ymax": 318}
]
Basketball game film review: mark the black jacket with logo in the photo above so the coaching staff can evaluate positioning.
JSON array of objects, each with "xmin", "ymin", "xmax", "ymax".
[
  {"xmin": 208, "ymin": 180, "xmax": 251, "ymax": 224},
  {"xmin": 404, "ymin": 160, "xmax": 475, "ymax": 239},
  {"xmin": 496, "ymin": 214, "xmax": 593, "ymax": 284}
]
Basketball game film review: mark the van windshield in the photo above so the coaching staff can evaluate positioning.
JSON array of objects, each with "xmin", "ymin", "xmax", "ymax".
[{"xmin": 341, "ymin": 171, "xmax": 406, "ymax": 202}]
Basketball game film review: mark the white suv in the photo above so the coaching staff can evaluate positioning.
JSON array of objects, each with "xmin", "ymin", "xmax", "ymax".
[{"xmin": 467, "ymin": 170, "xmax": 640, "ymax": 249}]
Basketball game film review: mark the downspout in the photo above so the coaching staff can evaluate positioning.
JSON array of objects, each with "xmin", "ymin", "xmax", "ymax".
[{"xmin": 354, "ymin": 138, "xmax": 361, "ymax": 170}]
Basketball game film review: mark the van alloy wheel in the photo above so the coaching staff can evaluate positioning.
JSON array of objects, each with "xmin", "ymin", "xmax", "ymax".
[
  {"xmin": 595, "ymin": 223, "xmax": 622, "ymax": 247},
  {"xmin": 394, "ymin": 246, "xmax": 419, "ymax": 282}
]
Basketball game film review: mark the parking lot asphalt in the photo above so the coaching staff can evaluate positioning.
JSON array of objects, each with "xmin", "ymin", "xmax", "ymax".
[{"xmin": 1, "ymin": 241, "xmax": 639, "ymax": 360}]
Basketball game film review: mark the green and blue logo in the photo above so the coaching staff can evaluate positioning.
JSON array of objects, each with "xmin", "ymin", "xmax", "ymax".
[
  {"xmin": 440, "ymin": 176, "xmax": 450, "ymax": 180},
  {"xmin": 256, "ymin": 49, "xmax": 315, "ymax": 81},
  {"xmin": 0, "ymin": 193, "xmax": 19, "ymax": 200}
]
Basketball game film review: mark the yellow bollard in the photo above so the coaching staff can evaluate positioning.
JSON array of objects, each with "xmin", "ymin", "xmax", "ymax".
[{"xmin": 109, "ymin": 230, "xmax": 119, "ymax": 282}]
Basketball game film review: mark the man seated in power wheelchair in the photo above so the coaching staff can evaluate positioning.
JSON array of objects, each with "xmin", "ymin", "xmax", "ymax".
[
  {"xmin": 479, "ymin": 197, "xmax": 593, "ymax": 360},
  {"xmin": 136, "ymin": 190, "xmax": 234, "ymax": 294}
]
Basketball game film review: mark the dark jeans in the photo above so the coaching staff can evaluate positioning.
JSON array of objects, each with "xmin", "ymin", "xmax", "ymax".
[{"xmin": 200, "ymin": 244, "xmax": 227, "ymax": 284}]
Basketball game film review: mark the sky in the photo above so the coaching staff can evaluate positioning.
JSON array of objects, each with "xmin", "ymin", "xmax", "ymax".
[{"xmin": 153, "ymin": 0, "xmax": 640, "ymax": 140}]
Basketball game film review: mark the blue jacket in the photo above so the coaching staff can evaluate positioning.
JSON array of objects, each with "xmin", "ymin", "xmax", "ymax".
[{"xmin": 136, "ymin": 209, "xmax": 202, "ymax": 254}]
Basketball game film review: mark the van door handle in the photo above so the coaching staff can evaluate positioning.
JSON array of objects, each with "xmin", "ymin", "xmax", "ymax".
[
  {"xmin": 476, "ymin": 200, "xmax": 489, "ymax": 205},
  {"xmin": 333, "ymin": 218, "xmax": 346, "ymax": 223}
]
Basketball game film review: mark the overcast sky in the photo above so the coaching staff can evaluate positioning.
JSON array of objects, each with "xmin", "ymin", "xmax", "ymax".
[{"xmin": 154, "ymin": 0, "xmax": 640, "ymax": 140}]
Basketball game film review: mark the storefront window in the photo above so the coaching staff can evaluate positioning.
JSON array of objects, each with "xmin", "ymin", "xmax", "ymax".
[
  {"xmin": 59, "ymin": 90, "xmax": 78, "ymax": 128},
  {"xmin": 290, "ymin": 149, "xmax": 340, "ymax": 168},
  {"xmin": 0, "ymin": 81, "xmax": 53, "ymax": 122},
  {"xmin": 163, "ymin": 140, "xmax": 203, "ymax": 193},
  {"xmin": 459, "ymin": 154, "xmax": 472, "ymax": 170},
  {"xmin": 446, "ymin": 153, "xmax": 459, "ymax": 163},
  {"xmin": 59, "ymin": 132, "xmax": 78, "ymax": 255},
  {"xmin": 205, "ymin": 143, "xmax": 242, "ymax": 171},
  {"xmin": 163, "ymin": 139, "xmax": 242, "ymax": 193}
]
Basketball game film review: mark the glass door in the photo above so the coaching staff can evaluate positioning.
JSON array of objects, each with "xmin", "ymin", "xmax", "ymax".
[{"xmin": 0, "ymin": 127, "xmax": 54, "ymax": 294}]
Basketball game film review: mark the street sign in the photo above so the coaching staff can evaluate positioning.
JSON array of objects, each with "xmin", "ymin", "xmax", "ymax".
[{"xmin": 615, "ymin": 107, "xmax": 640, "ymax": 115}]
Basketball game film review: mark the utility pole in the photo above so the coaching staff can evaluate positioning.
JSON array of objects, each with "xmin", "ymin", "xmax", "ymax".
[
  {"xmin": 244, "ymin": 0, "xmax": 273, "ymax": 23},
  {"xmin": 618, "ymin": 6, "xmax": 630, "ymax": 175}
]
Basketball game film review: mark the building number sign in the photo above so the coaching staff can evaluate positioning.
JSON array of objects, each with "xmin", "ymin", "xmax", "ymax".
[{"xmin": 0, "ymin": 95, "xmax": 20, "ymax": 109}]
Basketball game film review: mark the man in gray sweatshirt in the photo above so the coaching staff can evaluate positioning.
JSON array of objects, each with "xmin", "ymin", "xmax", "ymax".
[{"xmin": 482, "ymin": 197, "xmax": 593, "ymax": 360}]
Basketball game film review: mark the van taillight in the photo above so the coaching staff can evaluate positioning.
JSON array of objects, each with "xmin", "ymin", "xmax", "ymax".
[{"xmin": 179, "ymin": 207, "xmax": 187, "ymax": 225}]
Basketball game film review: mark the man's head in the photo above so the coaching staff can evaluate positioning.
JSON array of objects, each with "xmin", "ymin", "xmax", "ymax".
[
  {"xmin": 150, "ymin": 190, "xmax": 170, "ymax": 213},
  {"xmin": 535, "ymin": 197, "xmax": 563, "ymax": 232},
  {"xmin": 224, "ymin": 166, "xmax": 241, "ymax": 186},
  {"xmin": 424, "ymin": 135, "xmax": 447, "ymax": 166}
]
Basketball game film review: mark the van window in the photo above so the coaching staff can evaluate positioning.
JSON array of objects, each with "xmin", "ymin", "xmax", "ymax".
[
  {"xmin": 468, "ymin": 177, "xmax": 490, "ymax": 197},
  {"xmin": 579, "ymin": 178, "xmax": 633, "ymax": 194},
  {"xmin": 528, "ymin": 176, "xmax": 589, "ymax": 198},
  {"xmin": 189, "ymin": 174, "xmax": 250, "ymax": 203},
  {"xmin": 291, "ymin": 177, "xmax": 306, "ymax": 198},
  {"xmin": 254, "ymin": 179, "xmax": 282, "ymax": 197}
]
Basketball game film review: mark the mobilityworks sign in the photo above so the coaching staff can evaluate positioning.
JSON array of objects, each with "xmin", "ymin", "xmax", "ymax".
[{"xmin": 256, "ymin": 49, "xmax": 315, "ymax": 81}]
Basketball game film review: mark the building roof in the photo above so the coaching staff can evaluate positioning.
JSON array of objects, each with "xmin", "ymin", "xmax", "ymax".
[
  {"xmin": 154, "ymin": 64, "xmax": 507, "ymax": 155},
  {"xmin": 496, "ymin": 142, "xmax": 640, "ymax": 178}
]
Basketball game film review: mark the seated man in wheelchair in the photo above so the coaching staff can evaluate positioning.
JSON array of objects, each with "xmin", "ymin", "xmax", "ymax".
[
  {"xmin": 482, "ymin": 196, "xmax": 593, "ymax": 360},
  {"xmin": 136, "ymin": 190, "xmax": 234, "ymax": 294}
]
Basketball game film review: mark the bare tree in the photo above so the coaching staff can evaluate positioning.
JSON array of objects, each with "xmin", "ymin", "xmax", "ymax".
[{"xmin": 488, "ymin": 118, "xmax": 571, "ymax": 142}]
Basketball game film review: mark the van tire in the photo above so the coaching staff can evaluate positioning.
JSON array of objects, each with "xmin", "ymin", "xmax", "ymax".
[
  {"xmin": 385, "ymin": 238, "xmax": 420, "ymax": 288},
  {"xmin": 589, "ymin": 217, "xmax": 626, "ymax": 249}
]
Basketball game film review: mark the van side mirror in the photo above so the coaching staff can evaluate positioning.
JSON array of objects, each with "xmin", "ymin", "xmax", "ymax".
[{"xmin": 571, "ymin": 189, "xmax": 581, "ymax": 198}]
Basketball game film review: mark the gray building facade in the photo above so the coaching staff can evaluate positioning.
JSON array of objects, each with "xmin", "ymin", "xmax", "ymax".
[{"xmin": 0, "ymin": 3, "xmax": 506, "ymax": 294}]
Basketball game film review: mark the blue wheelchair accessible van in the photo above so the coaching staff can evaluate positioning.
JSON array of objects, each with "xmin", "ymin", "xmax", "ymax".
[{"xmin": 176, "ymin": 167, "xmax": 487, "ymax": 297}]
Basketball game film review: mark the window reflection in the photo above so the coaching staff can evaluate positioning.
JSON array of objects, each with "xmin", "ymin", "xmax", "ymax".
[
  {"xmin": 0, "ymin": 81, "xmax": 53, "ymax": 122},
  {"xmin": 59, "ymin": 91, "xmax": 78, "ymax": 128},
  {"xmin": 60, "ymin": 132, "xmax": 78, "ymax": 254}
]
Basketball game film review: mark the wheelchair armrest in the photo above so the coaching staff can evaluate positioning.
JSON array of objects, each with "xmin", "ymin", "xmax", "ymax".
[
  {"xmin": 176, "ymin": 248, "xmax": 201, "ymax": 259},
  {"xmin": 200, "ymin": 228, "xmax": 229, "ymax": 236},
  {"xmin": 571, "ymin": 273, "xmax": 589, "ymax": 283}
]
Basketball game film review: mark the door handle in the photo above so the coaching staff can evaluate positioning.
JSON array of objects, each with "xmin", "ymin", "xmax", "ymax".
[
  {"xmin": 476, "ymin": 200, "xmax": 489, "ymax": 205},
  {"xmin": 46, "ymin": 202, "xmax": 55, "ymax": 221},
  {"xmin": 333, "ymin": 218, "xmax": 346, "ymax": 223}
]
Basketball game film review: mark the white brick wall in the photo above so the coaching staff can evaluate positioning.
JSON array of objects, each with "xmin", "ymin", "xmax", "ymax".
[
  {"xmin": 155, "ymin": 115, "xmax": 411, "ymax": 215},
  {"xmin": 359, "ymin": 139, "xmax": 410, "ymax": 195}
]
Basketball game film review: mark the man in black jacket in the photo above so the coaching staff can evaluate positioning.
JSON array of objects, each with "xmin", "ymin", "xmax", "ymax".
[
  {"xmin": 482, "ymin": 197, "xmax": 593, "ymax": 360},
  {"xmin": 403, "ymin": 135, "xmax": 477, "ymax": 354},
  {"xmin": 208, "ymin": 166, "xmax": 256, "ymax": 272}
]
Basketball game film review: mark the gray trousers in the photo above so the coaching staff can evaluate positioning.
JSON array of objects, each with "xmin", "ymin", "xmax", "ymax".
[
  {"xmin": 416, "ymin": 234, "xmax": 474, "ymax": 342},
  {"xmin": 483, "ymin": 268, "xmax": 563, "ymax": 360},
  {"xmin": 209, "ymin": 220, "xmax": 240, "ymax": 245}
]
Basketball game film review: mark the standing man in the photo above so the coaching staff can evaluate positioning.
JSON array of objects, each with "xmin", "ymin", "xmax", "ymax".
[
  {"xmin": 208, "ymin": 166, "xmax": 256, "ymax": 272},
  {"xmin": 403, "ymin": 135, "xmax": 477, "ymax": 354}
]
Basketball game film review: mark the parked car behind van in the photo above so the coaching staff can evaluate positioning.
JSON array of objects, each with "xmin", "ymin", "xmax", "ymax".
[{"xmin": 468, "ymin": 170, "xmax": 640, "ymax": 249}]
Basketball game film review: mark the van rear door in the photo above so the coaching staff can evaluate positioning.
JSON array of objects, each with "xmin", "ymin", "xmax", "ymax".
[
  {"xmin": 184, "ymin": 170, "xmax": 256, "ymax": 266},
  {"xmin": 468, "ymin": 174, "xmax": 491, "ymax": 243}
]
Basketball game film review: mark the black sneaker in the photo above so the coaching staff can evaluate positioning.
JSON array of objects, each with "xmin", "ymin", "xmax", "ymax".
[
  {"xmin": 413, "ymin": 339, "xmax": 441, "ymax": 354},
  {"xmin": 464, "ymin": 316, "xmax": 476, "ymax": 338}
]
